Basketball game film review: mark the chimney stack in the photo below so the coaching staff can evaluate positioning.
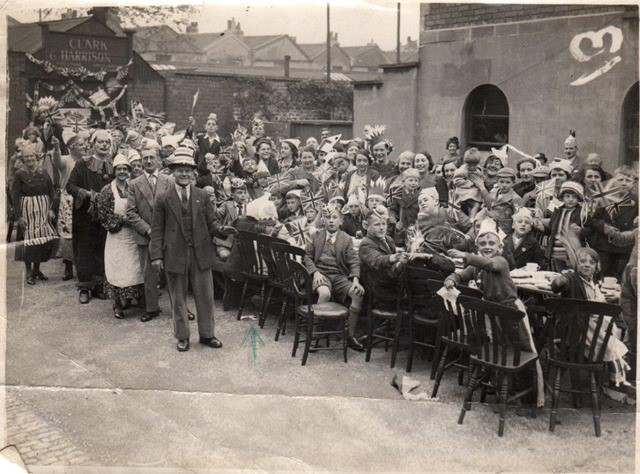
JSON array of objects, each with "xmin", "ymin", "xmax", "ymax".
[
  {"xmin": 284, "ymin": 55, "xmax": 291, "ymax": 78},
  {"xmin": 227, "ymin": 19, "xmax": 232, "ymax": 29}
]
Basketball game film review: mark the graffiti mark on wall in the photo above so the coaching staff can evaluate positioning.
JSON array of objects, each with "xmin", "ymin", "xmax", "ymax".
[{"xmin": 569, "ymin": 25, "xmax": 623, "ymax": 86}]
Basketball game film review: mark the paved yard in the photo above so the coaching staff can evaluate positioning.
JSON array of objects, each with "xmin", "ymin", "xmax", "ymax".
[{"xmin": 3, "ymin": 251, "xmax": 636, "ymax": 472}]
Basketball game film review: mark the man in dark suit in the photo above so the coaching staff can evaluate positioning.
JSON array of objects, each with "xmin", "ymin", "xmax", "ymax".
[
  {"xmin": 126, "ymin": 148, "xmax": 173, "ymax": 322},
  {"xmin": 149, "ymin": 147, "xmax": 236, "ymax": 352}
]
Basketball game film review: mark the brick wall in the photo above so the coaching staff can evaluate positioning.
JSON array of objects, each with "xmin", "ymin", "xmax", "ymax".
[
  {"xmin": 8, "ymin": 52, "xmax": 29, "ymax": 160},
  {"xmin": 422, "ymin": 3, "xmax": 635, "ymax": 30},
  {"xmin": 163, "ymin": 72, "xmax": 352, "ymax": 140}
]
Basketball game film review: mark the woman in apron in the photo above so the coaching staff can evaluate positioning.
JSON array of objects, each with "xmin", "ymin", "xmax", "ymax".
[
  {"xmin": 96, "ymin": 154, "xmax": 144, "ymax": 319},
  {"xmin": 12, "ymin": 142, "xmax": 58, "ymax": 285}
]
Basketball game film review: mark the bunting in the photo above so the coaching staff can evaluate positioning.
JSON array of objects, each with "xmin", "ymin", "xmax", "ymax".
[{"xmin": 26, "ymin": 53, "xmax": 132, "ymax": 82}]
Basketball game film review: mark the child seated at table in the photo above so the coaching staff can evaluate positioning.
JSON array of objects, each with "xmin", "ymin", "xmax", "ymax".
[
  {"xmin": 444, "ymin": 218, "xmax": 518, "ymax": 308},
  {"xmin": 340, "ymin": 194, "xmax": 365, "ymax": 238},
  {"xmin": 550, "ymin": 247, "xmax": 634, "ymax": 397},
  {"xmin": 503, "ymin": 208, "xmax": 544, "ymax": 269},
  {"xmin": 304, "ymin": 203, "xmax": 365, "ymax": 352},
  {"xmin": 214, "ymin": 177, "xmax": 248, "ymax": 260},
  {"xmin": 534, "ymin": 181, "xmax": 586, "ymax": 273},
  {"xmin": 358, "ymin": 205, "xmax": 409, "ymax": 302},
  {"xmin": 445, "ymin": 217, "xmax": 544, "ymax": 408}
]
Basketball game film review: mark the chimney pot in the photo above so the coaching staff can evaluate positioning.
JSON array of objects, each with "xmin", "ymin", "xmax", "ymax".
[{"xmin": 227, "ymin": 20, "xmax": 232, "ymax": 29}]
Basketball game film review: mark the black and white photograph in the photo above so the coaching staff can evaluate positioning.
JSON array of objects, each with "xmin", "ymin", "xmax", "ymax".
[{"xmin": 1, "ymin": 0, "xmax": 638, "ymax": 471}]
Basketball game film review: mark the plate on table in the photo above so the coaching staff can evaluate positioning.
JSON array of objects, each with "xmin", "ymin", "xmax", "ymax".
[
  {"xmin": 511, "ymin": 269, "xmax": 533, "ymax": 279},
  {"xmin": 529, "ymin": 271, "xmax": 560, "ymax": 283}
]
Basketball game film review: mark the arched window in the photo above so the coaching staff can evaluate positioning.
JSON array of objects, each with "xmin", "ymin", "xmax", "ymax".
[
  {"xmin": 623, "ymin": 82, "xmax": 639, "ymax": 165},
  {"xmin": 465, "ymin": 85, "xmax": 509, "ymax": 151}
]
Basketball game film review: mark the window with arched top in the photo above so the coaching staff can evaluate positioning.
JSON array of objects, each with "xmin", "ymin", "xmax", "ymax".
[
  {"xmin": 464, "ymin": 85, "xmax": 509, "ymax": 151},
  {"xmin": 623, "ymin": 82, "xmax": 639, "ymax": 165}
]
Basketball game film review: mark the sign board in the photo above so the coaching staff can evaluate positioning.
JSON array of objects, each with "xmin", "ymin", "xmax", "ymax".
[{"xmin": 46, "ymin": 31, "xmax": 129, "ymax": 70}]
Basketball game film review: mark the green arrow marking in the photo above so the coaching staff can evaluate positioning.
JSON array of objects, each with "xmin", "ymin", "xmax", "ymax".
[{"xmin": 242, "ymin": 324, "xmax": 265, "ymax": 363}]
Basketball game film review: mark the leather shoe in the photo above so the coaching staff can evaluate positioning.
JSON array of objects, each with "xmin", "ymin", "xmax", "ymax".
[
  {"xmin": 188, "ymin": 310, "xmax": 196, "ymax": 321},
  {"xmin": 91, "ymin": 289, "xmax": 108, "ymax": 300},
  {"xmin": 26, "ymin": 275, "xmax": 36, "ymax": 285},
  {"xmin": 348, "ymin": 336, "xmax": 365, "ymax": 352},
  {"xmin": 78, "ymin": 290, "xmax": 91, "ymax": 304},
  {"xmin": 33, "ymin": 271, "xmax": 48, "ymax": 281},
  {"xmin": 141, "ymin": 310, "xmax": 160, "ymax": 322},
  {"xmin": 177, "ymin": 339, "xmax": 190, "ymax": 352},
  {"xmin": 113, "ymin": 304, "xmax": 124, "ymax": 319},
  {"xmin": 62, "ymin": 271, "xmax": 73, "ymax": 281},
  {"xmin": 199, "ymin": 337, "xmax": 223, "ymax": 348}
]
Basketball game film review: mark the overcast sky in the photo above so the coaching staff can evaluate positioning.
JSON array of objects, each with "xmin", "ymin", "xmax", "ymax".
[{"xmin": 8, "ymin": 0, "xmax": 421, "ymax": 50}]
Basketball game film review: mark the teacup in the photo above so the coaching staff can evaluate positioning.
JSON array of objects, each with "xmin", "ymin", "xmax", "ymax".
[
  {"xmin": 603, "ymin": 277, "xmax": 618, "ymax": 288},
  {"xmin": 525, "ymin": 263, "xmax": 540, "ymax": 273}
]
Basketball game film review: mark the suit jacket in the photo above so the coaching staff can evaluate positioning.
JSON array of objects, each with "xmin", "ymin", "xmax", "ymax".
[
  {"xmin": 359, "ymin": 235, "xmax": 400, "ymax": 301},
  {"xmin": 126, "ymin": 172, "xmax": 173, "ymax": 245},
  {"xmin": 503, "ymin": 233, "xmax": 544, "ymax": 269},
  {"xmin": 304, "ymin": 229, "xmax": 360, "ymax": 279},
  {"xmin": 149, "ymin": 185, "xmax": 226, "ymax": 275},
  {"xmin": 196, "ymin": 134, "xmax": 222, "ymax": 163},
  {"xmin": 583, "ymin": 197, "xmax": 638, "ymax": 254}
]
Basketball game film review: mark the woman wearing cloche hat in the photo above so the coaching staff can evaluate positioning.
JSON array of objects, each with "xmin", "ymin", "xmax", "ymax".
[{"xmin": 96, "ymin": 154, "xmax": 144, "ymax": 319}]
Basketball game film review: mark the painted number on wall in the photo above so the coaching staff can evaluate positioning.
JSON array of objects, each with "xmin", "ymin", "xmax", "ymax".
[{"xmin": 569, "ymin": 25, "xmax": 623, "ymax": 87}]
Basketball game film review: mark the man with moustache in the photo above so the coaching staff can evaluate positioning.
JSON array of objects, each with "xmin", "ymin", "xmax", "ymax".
[
  {"xmin": 126, "ymin": 148, "xmax": 173, "ymax": 322},
  {"xmin": 149, "ymin": 147, "xmax": 236, "ymax": 352}
]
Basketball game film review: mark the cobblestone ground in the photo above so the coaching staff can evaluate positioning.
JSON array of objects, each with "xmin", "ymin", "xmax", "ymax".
[{"xmin": 6, "ymin": 390, "xmax": 92, "ymax": 466}]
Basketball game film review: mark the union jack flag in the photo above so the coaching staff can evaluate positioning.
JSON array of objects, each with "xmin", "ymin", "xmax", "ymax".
[
  {"xmin": 605, "ymin": 192, "xmax": 635, "ymax": 220},
  {"xmin": 534, "ymin": 178, "xmax": 557, "ymax": 198},
  {"xmin": 63, "ymin": 112, "xmax": 88, "ymax": 133},
  {"xmin": 446, "ymin": 194, "xmax": 463, "ymax": 220},
  {"xmin": 323, "ymin": 178, "xmax": 339, "ymax": 196},
  {"xmin": 266, "ymin": 174, "xmax": 290, "ymax": 194},
  {"xmin": 301, "ymin": 190, "xmax": 324, "ymax": 210},
  {"xmin": 590, "ymin": 182, "xmax": 625, "ymax": 204},
  {"xmin": 286, "ymin": 218, "xmax": 310, "ymax": 247},
  {"xmin": 386, "ymin": 184, "xmax": 403, "ymax": 204},
  {"xmin": 314, "ymin": 163, "xmax": 332, "ymax": 183}
]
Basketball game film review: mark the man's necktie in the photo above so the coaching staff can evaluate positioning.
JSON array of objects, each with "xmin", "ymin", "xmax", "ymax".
[
  {"xmin": 180, "ymin": 186, "xmax": 189, "ymax": 211},
  {"xmin": 149, "ymin": 175, "xmax": 156, "ymax": 194}
]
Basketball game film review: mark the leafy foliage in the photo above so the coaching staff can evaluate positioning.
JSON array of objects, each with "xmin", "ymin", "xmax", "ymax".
[
  {"xmin": 233, "ymin": 78, "xmax": 281, "ymax": 121},
  {"xmin": 285, "ymin": 80, "xmax": 353, "ymax": 120},
  {"xmin": 40, "ymin": 6, "xmax": 201, "ymax": 32}
]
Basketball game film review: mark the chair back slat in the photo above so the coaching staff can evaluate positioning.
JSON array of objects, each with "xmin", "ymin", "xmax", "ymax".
[
  {"xmin": 235, "ymin": 230, "xmax": 265, "ymax": 277},
  {"xmin": 272, "ymin": 242, "xmax": 307, "ymax": 298},
  {"xmin": 287, "ymin": 259, "xmax": 314, "ymax": 303},
  {"xmin": 458, "ymin": 297, "xmax": 526, "ymax": 368},
  {"xmin": 255, "ymin": 234, "xmax": 288, "ymax": 282},
  {"xmin": 425, "ymin": 280, "xmax": 482, "ymax": 345},
  {"xmin": 545, "ymin": 298, "xmax": 622, "ymax": 365}
]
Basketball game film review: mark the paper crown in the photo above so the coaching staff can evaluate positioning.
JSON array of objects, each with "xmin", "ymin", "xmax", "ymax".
[
  {"xmin": 167, "ymin": 147, "xmax": 197, "ymax": 168},
  {"xmin": 363, "ymin": 124, "xmax": 393, "ymax": 152},
  {"xmin": 246, "ymin": 194, "xmax": 279, "ymax": 222},
  {"xmin": 254, "ymin": 160, "xmax": 270, "ymax": 177},
  {"xmin": 367, "ymin": 204, "xmax": 389, "ymax": 221},
  {"xmin": 207, "ymin": 113, "xmax": 218, "ymax": 122},
  {"xmin": 252, "ymin": 116, "xmax": 264, "ymax": 127},
  {"xmin": 549, "ymin": 159, "xmax": 573, "ymax": 175},
  {"xmin": 511, "ymin": 207, "xmax": 533, "ymax": 222},
  {"xmin": 341, "ymin": 194, "xmax": 360, "ymax": 214},
  {"xmin": 127, "ymin": 149, "xmax": 142, "ymax": 163},
  {"xmin": 283, "ymin": 138, "xmax": 301, "ymax": 150},
  {"xmin": 91, "ymin": 129, "xmax": 113, "ymax": 145},
  {"xmin": 19, "ymin": 141, "xmax": 40, "ymax": 156},
  {"xmin": 286, "ymin": 189, "xmax": 303, "ymax": 199},
  {"xmin": 418, "ymin": 187, "xmax": 438, "ymax": 203},
  {"xmin": 476, "ymin": 217, "xmax": 506, "ymax": 242},
  {"xmin": 564, "ymin": 130, "xmax": 577, "ymax": 147},
  {"xmin": 161, "ymin": 134, "xmax": 183, "ymax": 149},
  {"xmin": 318, "ymin": 134, "xmax": 342, "ymax": 154},
  {"xmin": 112, "ymin": 154, "xmax": 130, "ymax": 169},
  {"xmin": 321, "ymin": 202, "xmax": 340, "ymax": 217},
  {"xmin": 473, "ymin": 207, "xmax": 489, "ymax": 222},
  {"xmin": 229, "ymin": 177, "xmax": 247, "ymax": 190},
  {"xmin": 367, "ymin": 177, "xmax": 387, "ymax": 200},
  {"xmin": 490, "ymin": 145, "xmax": 509, "ymax": 167}
]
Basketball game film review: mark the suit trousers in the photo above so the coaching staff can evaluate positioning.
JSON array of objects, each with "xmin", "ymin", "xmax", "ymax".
[
  {"xmin": 166, "ymin": 246, "xmax": 215, "ymax": 341},
  {"xmin": 138, "ymin": 244, "xmax": 159, "ymax": 313}
]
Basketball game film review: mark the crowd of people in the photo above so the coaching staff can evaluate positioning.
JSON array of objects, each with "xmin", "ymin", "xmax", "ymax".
[{"xmin": 7, "ymin": 100, "xmax": 638, "ymax": 398}]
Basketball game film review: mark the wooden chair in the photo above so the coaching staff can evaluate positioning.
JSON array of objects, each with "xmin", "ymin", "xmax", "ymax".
[
  {"xmin": 284, "ymin": 259, "xmax": 350, "ymax": 366},
  {"xmin": 361, "ymin": 270, "xmax": 406, "ymax": 368},
  {"xmin": 544, "ymin": 298, "xmax": 623, "ymax": 437},
  {"xmin": 271, "ymin": 242, "xmax": 306, "ymax": 341},
  {"xmin": 254, "ymin": 234, "xmax": 289, "ymax": 328},
  {"xmin": 457, "ymin": 296, "xmax": 539, "ymax": 437},
  {"xmin": 428, "ymin": 280, "xmax": 484, "ymax": 398},
  {"xmin": 404, "ymin": 265, "xmax": 447, "ymax": 375},
  {"xmin": 235, "ymin": 230, "xmax": 269, "ymax": 321}
]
